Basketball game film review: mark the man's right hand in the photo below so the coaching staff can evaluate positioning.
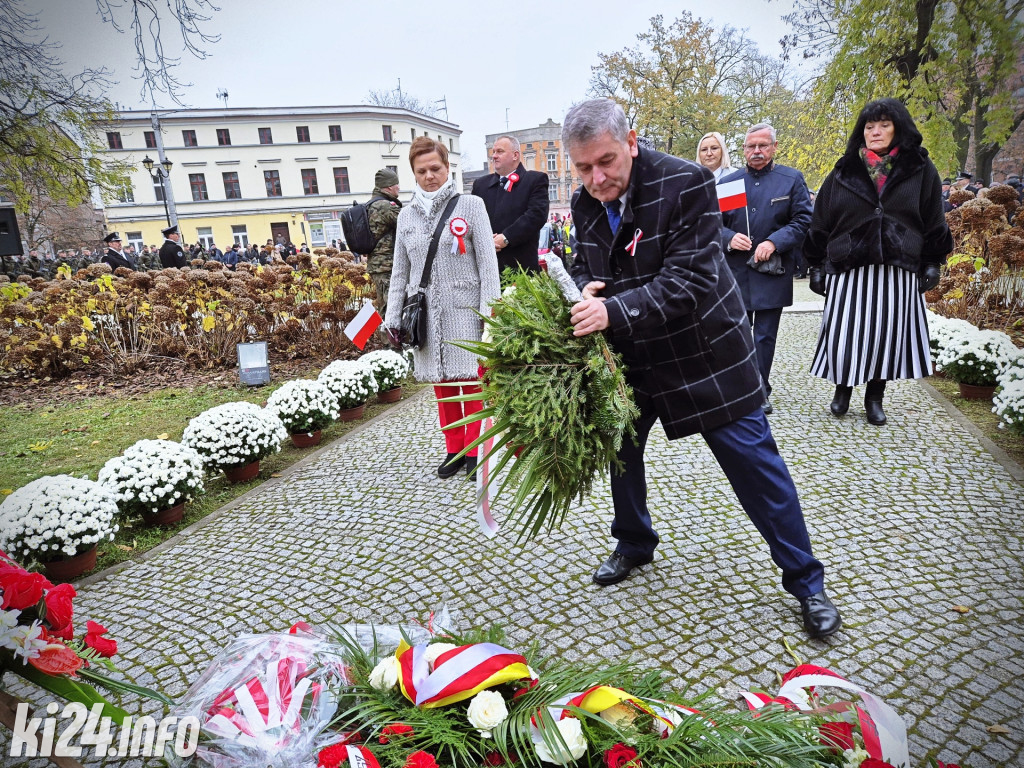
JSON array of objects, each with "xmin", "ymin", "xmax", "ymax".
[
  {"xmin": 729, "ymin": 233, "xmax": 753, "ymax": 252},
  {"xmin": 582, "ymin": 281, "xmax": 606, "ymax": 300}
]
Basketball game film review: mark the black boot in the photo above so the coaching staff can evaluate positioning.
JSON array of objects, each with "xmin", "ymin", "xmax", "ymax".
[
  {"xmin": 864, "ymin": 379, "xmax": 887, "ymax": 426},
  {"xmin": 830, "ymin": 385, "xmax": 853, "ymax": 417},
  {"xmin": 437, "ymin": 453, "xmax": 465, "ymax": 479}
]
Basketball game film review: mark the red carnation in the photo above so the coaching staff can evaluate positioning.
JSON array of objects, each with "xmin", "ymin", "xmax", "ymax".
[
  {"xmin": 404, "ymin": 751, "xmax": 438, "ymax": 768},
  {"xmin": 84, "ymin": 620, "xmax": 118, "ymax": 658},
  {"xmin": 513, "ymin": 678, "xmax": 539, "ymax": 699},
  {"xmin": 0, "ymin": 566, "xmax": 51, "ymax": 610},
  {"xmin": 43, "ymin": 583, "xmax": 76, "ymax": 638},
  {"xmin": 318, "ymin": 743, "xmax": 348, "ymax": 768},
  {"xmin": 379, "ymin": 723, "xmax": 414, "ymax": 744},
  {"xmin": 819, "ymin": 721, "xmax": 855, "ymax": 752},
  {"xmin": 604, "ymin": 743, "xmax": 640, "ymax": 768},
  {"xmin": 860, "ymin": 760, "xmax": 896, "ymax": 768}
]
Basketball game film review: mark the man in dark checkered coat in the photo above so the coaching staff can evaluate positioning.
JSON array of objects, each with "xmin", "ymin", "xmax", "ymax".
[{"xmin": 565, "ymin": 99, "xmax": 841, "ymax": 639}]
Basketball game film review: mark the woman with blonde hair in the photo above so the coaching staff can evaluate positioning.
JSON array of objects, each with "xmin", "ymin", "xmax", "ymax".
[
  {"xmin": 696, "ymin": 131, "xmax": 733, "ymax": 181},
  {"xmin": 384, "ymin": 137, "xmax": 501, "ymax": 479}
]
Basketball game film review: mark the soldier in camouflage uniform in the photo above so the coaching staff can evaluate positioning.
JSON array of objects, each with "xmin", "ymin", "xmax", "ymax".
[
  {"xmin": 366, "ymin": 168, "xmax": 403, "ymax": 317},
  {"xmin": 0, "ymin": 253, "xmax": 17, "ymax": 280}
]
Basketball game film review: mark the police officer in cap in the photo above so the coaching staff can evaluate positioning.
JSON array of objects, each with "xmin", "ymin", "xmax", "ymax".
[
  {"xmin": 159, "ymin": 224, "xmax": 187, "ymax": 268},
  {"xmin": 101, "ymin": 233, "xmax": 138, "ymax": 271}
]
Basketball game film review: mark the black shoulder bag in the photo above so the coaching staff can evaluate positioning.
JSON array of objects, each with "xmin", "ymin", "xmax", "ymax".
[{"xmin": 400, "ymin": 194, "xmax": 460, "ymax": 349}]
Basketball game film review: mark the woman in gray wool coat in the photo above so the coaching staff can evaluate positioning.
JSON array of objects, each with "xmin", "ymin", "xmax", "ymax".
[{"xmin": 384, "ymin": 137, "xmax": 501, "ymax": 480}]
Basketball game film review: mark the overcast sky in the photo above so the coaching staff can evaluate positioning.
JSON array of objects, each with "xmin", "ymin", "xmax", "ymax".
[{"xmin": 32, "ymin": 0, "xmax": 804, "ymax": 169}]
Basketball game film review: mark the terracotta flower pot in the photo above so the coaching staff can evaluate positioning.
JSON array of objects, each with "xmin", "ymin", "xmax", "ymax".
[
  {"xmin": 42, "ymin": 546, "xmax": 98, "ymax": 581},
  {"xmin": 338, "ymin": 404, "xmax": 366, "ymax": 422},
  {"xmin": 142, "ymin": 502, "xmax": 185, "ymax": 527},
  {"xmin": 223, "ymin": 460, "xmax": 260, "ymax": 483},
  {"xmin": 290, "ymin": 430, "xmax": 322, "ymax": 448},
  {"xmin": 377, "ymin": 386, "xmax": 403, "ymax": 404},
  {"xmin": 958, "ymin": 382, "xmax": 996, "ymax": 400}
]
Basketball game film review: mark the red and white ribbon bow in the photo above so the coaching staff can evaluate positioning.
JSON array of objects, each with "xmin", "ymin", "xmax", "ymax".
[
  {"xmin": 625, "ymin": 228, "xmax": 643, "ymax": 256},
  {"xmin": 449, "ymin": 217, "xmax": 468, "ymax": 255},
  {"xmin": 503, "ymin": 172, "xmax": 519, "ymax": 192}
]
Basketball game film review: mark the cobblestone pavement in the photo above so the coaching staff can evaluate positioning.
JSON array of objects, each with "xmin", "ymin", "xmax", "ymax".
[{"xmin": 4, "ymin": 312, "xmax": 1023, "ymax": 768}]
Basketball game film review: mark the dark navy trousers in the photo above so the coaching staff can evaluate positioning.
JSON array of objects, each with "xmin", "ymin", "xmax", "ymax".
[
  {"xmin": 747, "ymin": 307, "xmax": 784, "ymax": 396},
  {"xmin": 609, "ymin": 395, "xmax": 825, "ymax": 599}
]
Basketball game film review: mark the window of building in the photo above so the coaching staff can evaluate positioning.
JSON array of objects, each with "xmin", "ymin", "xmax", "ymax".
[
  {"xmin": 382, "ymin": 125, "xmax": 393, "ymax": 141},
  {"xmin": 333, "ymin": 167, "xmax": 350, "ymax": 194},
  {"xmin": 411, "ymin": 128, "xmax": 417, "ymax": 142},
  {"xmin": 182, "ymin": 129, "xmax": 198, "ymax": 147},
  {"xmin": 546, "ymin": 152, "xmax": 557, "ymax": 172},
  {"xmin": 196, "ymin": 226, "xmax": 213, "ymax": 250},
  {"xmin": 386, "ymin": 165, "xmax": 398, "ymax": 176},
  {"xmin": 115, "ymin": 181, "xmax": 134, "ymax": 203},
  {"xmin": 329, "ymin": 125, "xmax": 343, "ymax": 142},
  {"xmin": 449, "ymin": 138, "xmax": 454, "ymax": 151},
  {"xmin": 126, "ymin": 231, "xmax": 144, "ymax": 252},
  {"xmin": 189, "ymin": 173, "xmax": 209, "ymax": 201},
  {"xmin": 264, "ymin": 169, "xmax": 282, "ymax": 197},
  {"xmin": 296, "ymin": 126, "xmax": 311, "ymax": 143},
  {"xmin": 301, "ymin": 168, "xmax": 319, "ymax": 195},
  {"xmin": 217, "ymin": 128, "xmax": 231, "ymax": 146},
  {"xmin": 259, "ymin": 127, "xmax": 273, "ymax": 145},
  {"xmin": 222, "ymin": 171, "xmax": 241, "ymax": 199},
  {"xmin": 106, "ymin": 132, "xmax": 123, "ymax": 149},
  {"xmin": 438, "ymin": 135, "xmax": 442, "ymax": 143},
  {"xmin": 153, "ymin": 177, "xmax": 166, "ymax": 202},
  {"xmin": 548, "ymin": 182, "xmax": 558, "ymax": 202},
  {"xmin": 231, "ymin": 225, "xmax": 249, "ymax": 247},
  {"xmin": 144, "ymin": 131, "xmax": 157, "ymax": 148}
]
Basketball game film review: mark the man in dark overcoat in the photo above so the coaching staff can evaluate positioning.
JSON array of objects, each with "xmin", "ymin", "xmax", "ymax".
[
  {"xmin": 471, "ymin": 135, "xmax": 549, "ymax": 277},
  {"xmin": 158, "ymin": 225, "xmax": 187, "ymax": 268},
  {"xmin": 100, "ymin": 233, "xmax": 137, "ymax": 271},
  {"xmin": 565, "ymin": 98, "xmax": 840, "ymax": 639},
  {"xmin": 719, "ymin": 124, "xmax": 812, "ymax": 414}
]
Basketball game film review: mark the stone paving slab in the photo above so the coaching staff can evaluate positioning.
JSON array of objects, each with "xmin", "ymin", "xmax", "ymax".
[{"xmin": 4, "ymin": 312, "xmax": 1023, "ymax": 768}]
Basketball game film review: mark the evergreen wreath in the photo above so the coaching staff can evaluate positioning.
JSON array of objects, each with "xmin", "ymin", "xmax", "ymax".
[{"xmin": 449, "ymin": 270, "xmax": 638, "ymax": 541}]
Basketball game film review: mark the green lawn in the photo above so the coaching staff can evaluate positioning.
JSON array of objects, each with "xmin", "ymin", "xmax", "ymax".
[
  {"xmin": 0, "ymin": 376, "xmax": 424, "ymax": 575},
  {"xmin": 926, "ymin": 375, "xmax": 1024, "ymax": 469}
]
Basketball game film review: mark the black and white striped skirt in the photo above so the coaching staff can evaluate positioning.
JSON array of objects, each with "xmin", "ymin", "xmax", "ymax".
[{"xmin": 810, "ymin": 264, "xmax": 932, "ymax": 386}]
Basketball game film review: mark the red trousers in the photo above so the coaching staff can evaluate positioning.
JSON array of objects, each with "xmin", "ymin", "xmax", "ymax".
[{"xmin": 434, "ymin": 382, "xmax": 483, "ymax": 457}]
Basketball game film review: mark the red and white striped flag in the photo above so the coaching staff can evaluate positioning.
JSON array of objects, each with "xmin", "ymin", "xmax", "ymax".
[
  {"xmin": 716, "ymin": 178, "xmax": 747, "ymax": 212},
  {"xmin": 343, "ymin": 301, "xmax": 383, "ymax": 350}
]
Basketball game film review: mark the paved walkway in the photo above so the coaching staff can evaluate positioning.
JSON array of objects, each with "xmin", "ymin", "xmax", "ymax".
[{"xmin": 5, "ymin": 311, "xmax": 1023, "ymax": 768}]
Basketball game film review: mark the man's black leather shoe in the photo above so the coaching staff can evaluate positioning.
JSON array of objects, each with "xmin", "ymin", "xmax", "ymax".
[
  {"xmin": 800, "ymin": 590, "xmax": 842, "ymax": 638},
  {"xmin": 437, "ymin": 453, "xmax": 465, "ymax": 479},
  {"xmin": 593, "ymin": 551, "xmax": 654, "ymax": 586}
]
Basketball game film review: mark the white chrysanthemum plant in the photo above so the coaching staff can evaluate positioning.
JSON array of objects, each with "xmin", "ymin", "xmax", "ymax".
[
  {"xmin": 360, "ymin": 349, "xmax": 411, "ymax": 393},
  {"xmin": 0, "ymin": 475, "xmax": 119, "ymax": 561},
  {"xmin": 934, "ymin": 326, "xmax": 1019, "ymax": 387},
  {"xmin": 926, "ymin": 312, "xmax": 976, "ymax": 361},
  {"xmin": 182, "ymin": 401, "xmax": 288, "ymax": 470},
  {"xmin": 318, "ymin": 360, "xmax": 375, "ymax": 409},
  {"xmin": 98, "ymin": 439, "xmax": 205, "ymax": 518},
  {"xmin": 993, "ymin": 378, "xmax": 1024, "ymax": 436},
  {"xmin": 266, "ymin": 379, "xmax": 340, "ymax": 434}
]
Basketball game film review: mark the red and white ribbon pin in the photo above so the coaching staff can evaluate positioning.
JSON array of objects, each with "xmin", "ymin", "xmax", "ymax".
[
  {"xmin": 503, "ymin": 172, "xmax": 519, "ymax": 192},
  {"xmin": 449, "ymin": 217, "xmax": 468, "ymax": 255},
  {"xmin": 625, "ymin": 228, "xmax": 643, "ymax": 256}
]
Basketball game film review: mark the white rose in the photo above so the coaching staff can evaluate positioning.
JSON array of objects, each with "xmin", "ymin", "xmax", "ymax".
[
  {"xmin": 422, "ymin": 642, "xmax": 458, "ymax": 670},
  {"xmin": 467, "ymin": 690, "xmax": 508, "ymax": 736},
  {"xmin": 535, "ymin": 717, "xmax": 587, "ymax": 764},
  {"xmin": 368, "ymin": 655, "xmax": 400, "ymax": 690}
]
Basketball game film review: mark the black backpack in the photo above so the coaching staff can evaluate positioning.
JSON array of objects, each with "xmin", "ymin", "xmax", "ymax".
[{"xmin": 340, "ymin": 197, "xmax": 387, "ymax": 254}]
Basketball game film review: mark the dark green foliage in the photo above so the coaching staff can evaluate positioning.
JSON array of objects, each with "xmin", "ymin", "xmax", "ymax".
[{"xmin": 448, "ymin": 270, "xmax": 639, "ymax": 541}]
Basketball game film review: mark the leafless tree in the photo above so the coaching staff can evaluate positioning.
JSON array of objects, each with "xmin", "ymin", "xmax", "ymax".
[{"xmin": 366, "ymin": 88, "xmax": 440, "ymax": 118}]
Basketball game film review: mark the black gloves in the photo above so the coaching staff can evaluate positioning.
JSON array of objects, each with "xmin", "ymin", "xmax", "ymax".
[
  {"xmin": 808, "ymin": 267, "xmax": 827, "ymax": 297},
  {"xmin": 918, "ymin": 263, "xmax": 941, "ymax": 294},
  {"xmin": 386, "ymin": 327, "xmax": 404, "ymax": 349}
]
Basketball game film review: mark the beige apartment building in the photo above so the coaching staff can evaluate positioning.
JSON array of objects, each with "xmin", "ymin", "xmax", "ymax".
[
  {"xmin": 98, "ymin": 105, "xmax": 461, "ymax": 251},
  {"xmin": 481, "ymin": 119, "xmax": 577, "ymax": 215}
]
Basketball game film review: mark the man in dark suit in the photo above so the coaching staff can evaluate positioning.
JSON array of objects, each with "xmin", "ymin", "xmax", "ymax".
[
  {"xmin": 159, "ymin": 225, "xmax": 187, "ymax": 268},
  {"xmin": 471, "ymin": 135, "xmax": 549, "ymax": 276},
  {"xmin": 100, "ymin": 232, "xmax": 137, "ymax": 271},
  {"xmin": 565, "ymin": 98, "xmax": 840, "ymax": 638}
]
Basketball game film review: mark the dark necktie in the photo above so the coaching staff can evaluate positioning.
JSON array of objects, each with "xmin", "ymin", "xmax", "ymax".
[{"xmin": 604, "ymin": 200, "xmax": 621, "ymax": 236}]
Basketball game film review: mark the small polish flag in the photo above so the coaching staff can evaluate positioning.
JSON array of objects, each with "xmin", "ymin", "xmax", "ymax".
[
  {"xmin": 343, "ymin": 301, "xmax": 383, "ymax": 350},
  {"xmin": 717, "ymin": 178, "xmax": 747, "ymax": 212}
]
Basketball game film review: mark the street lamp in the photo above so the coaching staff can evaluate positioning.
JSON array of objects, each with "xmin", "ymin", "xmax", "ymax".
[{"xmin": 141, "ymin": 155, "xmax": 174, "ymax": 228}]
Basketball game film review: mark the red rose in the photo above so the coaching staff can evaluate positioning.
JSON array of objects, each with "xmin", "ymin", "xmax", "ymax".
[
  {"xmin": 84, "ymin": 620, "xmax": 118, "ymax": 658},
  {"xmin": 43, "ymin": 583, "xmax": 76, "ymax": 638},
  {"xmin": 512, "ymin": 678, "xmax": 539, "ymax": 699},
  {"xmin": 937, "ymin": 763, "xmax": 962, "ymax": 768},
  {"xmin": 819, "ymin": 721, "xmax": 855, "ymax": 753},
  {"xmin": 485, "ymin": 751, "xmax": 518, "ymax": 766},
  {"xmin": 379, "ymin": 723, "xmax": 414, "ymax": 744},
  {"xmin": 604, "ymin": 743, "xmax": 639, "ymax": 768},
  {"xmin": 0, "ymin": 566, "xmax": 51, "ymax": 610},
  {"xmin": 859, "ymin": 760, "xmax": 896, "ymax": 768},
  {"xmin": 404, "ymin": 751, "xmax": 438, "ymax": 768}
]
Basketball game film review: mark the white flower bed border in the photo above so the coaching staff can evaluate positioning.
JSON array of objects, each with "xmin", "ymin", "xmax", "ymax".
[
  {"xmin": 266, "ymin": 379, "xmax": 340, "ymax": 434},
  {"xmin": 182, "ymin": 401, "xmax": 288, "ymax": 470},
  {"xmin": 98, "ymin": 439, "xmax": 206, "ymax": 517}
]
